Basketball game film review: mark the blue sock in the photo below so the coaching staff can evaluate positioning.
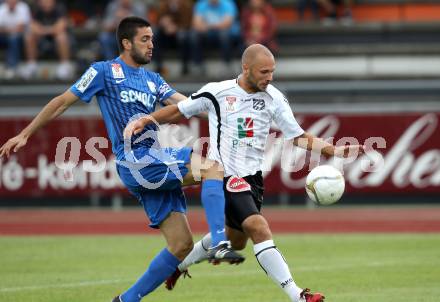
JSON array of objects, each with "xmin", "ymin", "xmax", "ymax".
[
  {"xmin": 121, "ymin": 248, "xmax": 180, "ymax": 302},
  {"xmin": 201, "ymin": 179, "xmax": 227, "ymax": 246}
]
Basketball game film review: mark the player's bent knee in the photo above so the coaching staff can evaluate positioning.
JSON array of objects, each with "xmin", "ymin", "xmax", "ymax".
[
  {"xmin": 169, "ymin": 239, "xmax": 194, "ymax": 260},
  {"xmin": 248, "ymin": 227, "xmax": 272, "ymax": 244},
  {"xmin": 242, "ymin": 215, "xmax": 272, "ymax": 243},
  {"xmin": 181, "ymin": 240, "xmax": 194, "ymax": 258}
]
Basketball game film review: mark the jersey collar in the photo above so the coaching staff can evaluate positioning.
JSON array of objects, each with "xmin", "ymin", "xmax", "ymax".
[
  {"xmin": 236, "ymin": 74, "xmax": 268, "ymax": 97},
  {"xmin": 115, "ymin": 57, "xmax": 142, "ymax": 74}
]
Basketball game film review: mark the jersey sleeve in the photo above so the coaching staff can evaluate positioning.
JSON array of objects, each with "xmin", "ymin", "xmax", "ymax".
[
  {"xmin": 273, "ymin": 97, "xmax": 305, "ymax": 140},
  {"xmin": 156, "ymin": 74, "xmax": 177, "ymax": 105},
  {"xmin": 70, "ymin": 62, "xmax": 105, "ymax": 103},
  {"xmin": 177, "ymin": 84, "xmax": 213, "ymax": 118}
]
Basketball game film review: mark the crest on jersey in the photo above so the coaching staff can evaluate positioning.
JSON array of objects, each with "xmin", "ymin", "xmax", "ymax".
[
  {"xmin": 226, "ymin": 96, "xmax": 236, "ymax": 112},
  {"xmin": 147, "ymin": 81, "xmax": 156, "ymax": 93},
  {"xmin": 159, "ymin": 83, "xmax": 172, "ymax": 96},
  {"xmin": 237, "ymin": 117, "xmax": 254, "ymax": 138},
  {"xmin": 111, "ymin": 63, "xmax": 125, "ymax": 79},
  {"xmin": 226, "ymin": 176, "xmax": 251, "ymax": 193},
  {"xmin": 253, "ymin": 99, "xmax": 265, "ymax": 111}
]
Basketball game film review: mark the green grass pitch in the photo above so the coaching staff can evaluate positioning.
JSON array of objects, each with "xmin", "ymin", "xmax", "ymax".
[{"xmin": 1, "ymin": 234, "xmax": 439, "ymax": 302}]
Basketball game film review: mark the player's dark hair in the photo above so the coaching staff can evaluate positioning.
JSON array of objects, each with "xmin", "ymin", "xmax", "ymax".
[{"xmin": 116, "ymin": 16, "xmax": 151, "ymax": 53}]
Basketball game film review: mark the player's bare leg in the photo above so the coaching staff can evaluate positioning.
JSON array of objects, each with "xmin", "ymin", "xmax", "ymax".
[
  {"xmin": 165, "ymin": 232, "xmax": 211, "ymax": 290},
  {"xmin": 182, "ymin": 153, "xmax": 245, "ymax": 265},
  {"xmin": 165, "ymin": 226, "xmax": 248, "ymax": 290},
  {"xmin": 168, "ymin": 214, "xmax": 323, "ymax": 301},
  {"xmin": 115, "ymin": 212, "xmax": 194, "ymax": 302},
  {"xmin": 242, "ymin": 214, "xmax": 324, "ymax": 302},
  {"xmin": 226, "ymin": 226, "xmax": 248, "ymax": 251},
  {"xmin": 160, "ymin": 212, "xmax": 194, "ymax": 260},
  {"xmin": 241, "ymin": 214, "xmax": 272, "ymax": 243}
]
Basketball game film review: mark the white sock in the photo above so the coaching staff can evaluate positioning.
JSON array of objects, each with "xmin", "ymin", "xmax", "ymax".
[
  {"xmin": 254, "ymin": 240, "xmax": 303, "ymax": 302},
  {"xmin": 177, "ymin": 233, "xmax": 211, "ymax": 272}
]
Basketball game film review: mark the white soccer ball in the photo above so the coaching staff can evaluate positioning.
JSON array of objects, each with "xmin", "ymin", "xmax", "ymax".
[{"xmin": 305, "ymin": 165, "xmax": 345, "ymax": 205}]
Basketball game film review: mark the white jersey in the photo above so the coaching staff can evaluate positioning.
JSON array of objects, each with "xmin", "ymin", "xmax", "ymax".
[
  {"xmin": 177, "ymin": 78, "xmax": 304, "ymax": 177},
  {"xmin": 0, "ymin": 2, "xmax": 30, "ymax": 29}
]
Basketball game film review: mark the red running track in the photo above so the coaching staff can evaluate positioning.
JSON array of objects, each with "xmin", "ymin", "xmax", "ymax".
[{"xmin": 1, "ymin": 207, "xmax": 440, "ymax": 235}]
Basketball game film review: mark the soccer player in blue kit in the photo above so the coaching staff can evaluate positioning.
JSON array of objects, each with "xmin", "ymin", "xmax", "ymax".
[{"xmin": 0, "ymin": 17, "xmax": 244, "ymax": 302}]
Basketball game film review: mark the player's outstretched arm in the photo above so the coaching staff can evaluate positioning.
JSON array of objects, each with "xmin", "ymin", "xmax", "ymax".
[
  {"xmin": 124, "ymin": 104, "xmax": 184, "ymax": 139},
  {"xmin": 293, "ymin": 132, "xmax": 365, "ymax": 158},
  {"xmin": 161, "ymin": 92, "xmax": 187, "ymax": 106},
  {"xmin": 162, "ymin": 92, "xmax": 208, "ymax": 120},
  {"xmin": 0, "ymin": 90, "xmax": 78, "ymax": 158}
]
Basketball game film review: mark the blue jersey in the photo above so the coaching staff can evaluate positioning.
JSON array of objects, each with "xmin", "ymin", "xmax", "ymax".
[
  {"xmin": 70, "ymin": 57, "xmax": 176, "ymax": 160},
  {"xmin": 194, "ymin": 0, "xmax": 240, "ymax": 35}
]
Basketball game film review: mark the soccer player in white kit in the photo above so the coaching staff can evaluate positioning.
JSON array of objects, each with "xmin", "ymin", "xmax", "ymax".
[{"xmin": 125, "ymin": 44, "xmax": 365, "ymax": 302}]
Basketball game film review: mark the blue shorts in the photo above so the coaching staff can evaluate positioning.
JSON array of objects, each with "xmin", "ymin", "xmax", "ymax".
[{"xmin": 117, "ymin": 147, "xmax": 192, "ymax": 228}]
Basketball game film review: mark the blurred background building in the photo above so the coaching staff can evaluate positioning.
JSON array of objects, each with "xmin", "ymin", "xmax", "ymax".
[{"xmin": 0, "ymin": 0, "xmax": 439, "ymax": 207}]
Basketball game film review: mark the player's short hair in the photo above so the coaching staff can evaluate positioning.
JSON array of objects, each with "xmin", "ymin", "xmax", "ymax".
[{"xmin": 116, "ymin": 16, "xmax": 151, "ymax": 53}]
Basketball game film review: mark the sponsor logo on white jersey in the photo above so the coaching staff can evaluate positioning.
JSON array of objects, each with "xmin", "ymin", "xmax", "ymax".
[
  {"xmin": 76, "ymin": 67, "xmax": 98, "ymax": 93},
  {"xmin": 111, "ymin": 63, "xmax": 125, "ymax": 79},
  {"xmin": 232, "ymin": 138, "xmax": 257, "ymax": 148},
  {"xmin": 237, "ymin": 117, "xmax": 254, "ymax": 138},
  {"xmin": 233, "ymin": 117, "xmax": 257, "ymax": 148},
  {"xmin": 226, "ymin": 96, "xmax": 237, "ymax": 112}
]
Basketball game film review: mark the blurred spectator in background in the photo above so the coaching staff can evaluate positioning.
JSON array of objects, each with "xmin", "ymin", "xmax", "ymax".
[
  {"xmin": 319, "ymin": 0, "xmax": 353, "ymax": 24},
  {"xmin": 234, "ymin": 0, "xmax": 246, "ymax": 12},
  {"xmin": 190, "ymin": 0, "xmax": 240, "ymax": 75},
  {"xmin": 66, "ymin": 0, "xmax": 110, "ymax": 29},
  {"xmin": 154, "ymin": 0, "xmax": 193, "ymax": 75},
  {"xmin": 241, "ymin": 0, "xmax": 278, "ymax": 53},
  {"xmin": 20, "ymin": 0, "xmax": 73, "ymax": 80},
  {"xmin": 99, "ymin": 0, "xmax": 146, "ymax": 60},
  {"xmin": 297, "ymin": 0, "xmax": 352, "ymax": 24},
  {"xmin": 297, "ymin": 0, "xmax": 320, "ymax": 22},
  {"xmin": 0, "ymin": 0, "xmax": 31, "ymax": 79}
]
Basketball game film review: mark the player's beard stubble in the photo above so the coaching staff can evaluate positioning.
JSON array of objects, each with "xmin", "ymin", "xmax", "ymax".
[
  {"xmin": 130, "ymin": 46, "xmax": 151, "ymax": 65},
  {"xmin": 246, "ymin": 72, "xmax": 264, "ymax": 92}
]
